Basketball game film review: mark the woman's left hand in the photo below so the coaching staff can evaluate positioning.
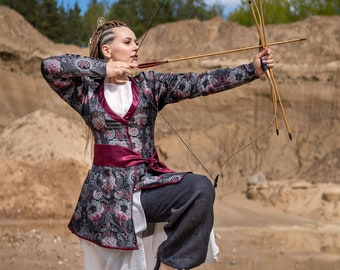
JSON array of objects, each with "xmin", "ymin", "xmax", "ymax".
[{"xmin": 253, "ymin": 48, "xmax": 274, "ymax": 76}]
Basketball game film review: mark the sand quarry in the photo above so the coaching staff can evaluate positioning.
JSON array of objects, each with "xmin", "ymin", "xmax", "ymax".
[{"xmin": 0, "ymin": 5, "xmax": 339, "ymax": 270}]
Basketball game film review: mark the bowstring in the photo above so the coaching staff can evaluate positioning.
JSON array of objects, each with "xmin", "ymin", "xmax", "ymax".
[
  {"xmin": 136, "ymin": 0, "xmax": 214, "ymax": 180},
  {"xmin": 137, "ymin": 0, "xmax": 166, "ymax": 51},
  {"xmin": 214, "ymin": 0, "xmax": 281, "ymax": 187},
  {"xmin": 137, "ymin": 0, "xmax": 283, "ymax": 187}
]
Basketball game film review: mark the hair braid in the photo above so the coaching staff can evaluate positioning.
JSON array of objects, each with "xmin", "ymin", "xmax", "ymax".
[
  {"xmin": 88, "ymin": 18, "xmax": 128, "ymax": 59},
  {"xmin": 84, "ymin": 19, "xmax": 129, "ymax": 157}
]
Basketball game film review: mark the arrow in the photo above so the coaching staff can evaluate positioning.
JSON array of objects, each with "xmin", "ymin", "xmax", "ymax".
[{"xmin": 138, "ymin": 38, "xmax": 306, "ymax": 68}]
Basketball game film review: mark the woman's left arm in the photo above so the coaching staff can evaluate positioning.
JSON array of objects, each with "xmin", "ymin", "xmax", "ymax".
[
  {"xmin": 150, "ymin": 48, "xmax": 274, "ymax": 108},
  {"xmin": 148, "ymin": 62, "xmax": 257, "ymax": 109}
]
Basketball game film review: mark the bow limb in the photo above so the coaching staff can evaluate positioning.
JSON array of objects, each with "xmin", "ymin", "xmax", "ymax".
[
  {"xmin": 259, "ymin": 0, "xmax": 293, "ymax": 139},
  {"xmin": 213, "ymin": 114, "xmax": 277, "ymax": 187},
  {"xmin": 248, "ymin": 0, "xmax": 279, "ymax": 134},
  {"xmin": 213, "ymin": 2, "xmax": 275, "ymax": 186},
  {"xmin": 250, "ymin": 0, "xmax": 292, "ymax": 139},
  {"xmin": 268, "ymin": 68, "xmax": 293, "ymax": 139}
]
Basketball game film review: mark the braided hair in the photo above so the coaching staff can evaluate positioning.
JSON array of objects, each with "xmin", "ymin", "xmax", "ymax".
[
  {"xmin": 84, "ymin": 18, "xmax": 129, "ymax": 154},
  {"xmin": 88, "ymin": 18, "xmax": 128, "ymax": 59}
]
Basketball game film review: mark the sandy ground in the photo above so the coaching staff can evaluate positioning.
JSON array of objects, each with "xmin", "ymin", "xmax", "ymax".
[
  {"xmin": 0, "ymin": 6, "xmax": 339, "ymax": 270},
  {"xmin": 1, "ymin": 190, "xmax": 340, "ymax": 270}
]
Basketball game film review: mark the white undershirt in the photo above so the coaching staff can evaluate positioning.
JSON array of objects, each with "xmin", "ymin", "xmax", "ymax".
[{"xmin": 104, "ymin": 82, "xmax": 133, "ymax": 117}]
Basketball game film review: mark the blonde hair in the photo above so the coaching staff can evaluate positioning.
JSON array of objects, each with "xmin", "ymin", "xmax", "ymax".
[
  {"xmin": 85, "ymin": 19, "xmax": 129, "ymax": 155},
  {"xmin": 88, "ymin": 18, "xmax": 128, "ymax": 59}
]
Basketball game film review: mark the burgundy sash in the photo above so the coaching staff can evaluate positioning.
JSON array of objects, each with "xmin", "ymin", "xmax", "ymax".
[{"xmin": 93, "ymin": 144, "xmax": 174, "ymax": 174}]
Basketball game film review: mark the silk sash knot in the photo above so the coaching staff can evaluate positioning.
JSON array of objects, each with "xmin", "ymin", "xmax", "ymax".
[{"xmin": 93, "ymin": 144, "xmax": 174, "ymax": 174}]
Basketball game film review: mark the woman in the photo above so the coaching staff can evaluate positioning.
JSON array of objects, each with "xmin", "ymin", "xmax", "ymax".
[{"xmin": 41, "ymin": 20, "xmax": 274, "ymax": 270}]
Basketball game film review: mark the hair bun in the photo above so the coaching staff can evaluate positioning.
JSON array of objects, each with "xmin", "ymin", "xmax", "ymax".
[{"xmin": 97, "ymin": 17, "xmax": 106, "ymax": 29}]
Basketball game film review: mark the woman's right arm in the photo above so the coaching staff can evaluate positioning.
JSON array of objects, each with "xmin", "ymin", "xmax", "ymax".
[{"xmin": 41, "ymin": 54, "xmax": 106, "ymax": 108}]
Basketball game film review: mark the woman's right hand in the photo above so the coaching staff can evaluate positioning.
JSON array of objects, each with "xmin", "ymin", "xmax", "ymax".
[{"xmin": 105, "ymin": 59, "xmax": 137, "ymax": 78}]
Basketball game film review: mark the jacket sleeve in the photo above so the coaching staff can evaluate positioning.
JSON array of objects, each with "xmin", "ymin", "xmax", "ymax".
[
  {"xmin": 40, "ymin": 54, "xmax": 106, "ymax": 114},
  {"xmin": 142, "ymin": 63, "xmax": 259, "ymax": 110}
]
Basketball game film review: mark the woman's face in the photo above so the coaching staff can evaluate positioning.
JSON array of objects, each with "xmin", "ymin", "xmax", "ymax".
[{"xmin": 102, "ymin": 26, "xmax": 139, "ymax": 65}]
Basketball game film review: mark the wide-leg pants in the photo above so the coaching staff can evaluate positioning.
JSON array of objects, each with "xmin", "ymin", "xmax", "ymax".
[{"xmin": 141, "ymin": 173, "xmax": 215, "ymax": 269}]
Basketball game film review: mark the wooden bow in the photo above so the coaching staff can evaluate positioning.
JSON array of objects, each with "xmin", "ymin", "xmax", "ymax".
[
  {"xmin": 248, "ymin": 0, "xmax": 292, "ymax": 139},
  {"xmin": 137, "ymin": 0, "xmax": 305, "ymax": 186},
  {"xmin": 213, "ymin": 0, "xmax": 300, "ymax": 186}
]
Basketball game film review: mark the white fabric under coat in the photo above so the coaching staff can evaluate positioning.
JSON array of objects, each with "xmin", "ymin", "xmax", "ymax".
[
  {"xmin": 103, "ymin": 81, "xmax": 133, "ymax": 118},
  {"xmin": 80, "ymin": 83, "xmax": 219, "ymax": 269}
]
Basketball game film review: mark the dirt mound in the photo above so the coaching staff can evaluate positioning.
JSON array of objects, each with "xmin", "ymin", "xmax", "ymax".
[
  {"xmin": 0, "ymin": 6, "xmax": 86, "ymax": 128},
  {"xmin": 0, "ymin": 109, "xmax": 90, "ymax": 219},
  {"xmin": 0, "ymin": 5, "xmax": 84, "ymax": 61},
  {"xmin": 0, "ymin": 158, "xmax": 87, "ymax": 219},
  {"xmin": 0, "ymin": 6, "xmax": 340, "ymax": 270},
  {"xmin": 245, "ymin": 176, "xmax": 340, "ymax": 224},
  {"xmin": 0, "ymin": 109, "xmax": 91, "ymax": 164}
]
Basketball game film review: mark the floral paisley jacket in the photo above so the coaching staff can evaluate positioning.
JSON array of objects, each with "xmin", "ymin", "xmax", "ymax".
[{"xmin": 41, "ymin": 54, "xmax": 259, "ymax": 250}]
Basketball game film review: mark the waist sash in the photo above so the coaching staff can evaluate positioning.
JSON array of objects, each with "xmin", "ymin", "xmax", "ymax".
[{"xmin": 93, "ymin": 144, "xmax": 174, "ymax": 174}]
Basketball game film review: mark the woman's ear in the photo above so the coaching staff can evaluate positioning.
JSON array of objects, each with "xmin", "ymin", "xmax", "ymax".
[{"xmin": 101, "ymin": 44, "xmax": 111, "ymax": 59}]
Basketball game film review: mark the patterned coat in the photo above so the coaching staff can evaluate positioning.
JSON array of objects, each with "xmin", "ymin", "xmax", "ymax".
[{"xmin": 41, "ymin": 54, "xmax": 258, "ymax": 250}]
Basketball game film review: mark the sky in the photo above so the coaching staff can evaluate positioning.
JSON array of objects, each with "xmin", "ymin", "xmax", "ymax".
[{"xmin": 57, "ymin": 0, "xmax": 243, "ymax": 17}]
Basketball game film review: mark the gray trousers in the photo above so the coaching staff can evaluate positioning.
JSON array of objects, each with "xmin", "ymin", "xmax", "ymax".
[{"xmin": 141, "ymin": 173, "xmax": 215, "ymax": 269}]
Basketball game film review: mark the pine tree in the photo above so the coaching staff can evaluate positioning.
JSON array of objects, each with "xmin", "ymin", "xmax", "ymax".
[{"xmin": 65, "ymin": 2, "xmax": 83, "ymax": 46}]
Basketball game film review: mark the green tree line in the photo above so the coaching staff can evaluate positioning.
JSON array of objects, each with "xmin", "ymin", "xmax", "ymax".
[
  {"xmin": 0, "ymin": 0, "xmax": 338, "ymax": 47},
  {"xmin": 0, "ymin": 0, "xmax": 223, "ymax": 46},
  {"xmin": 228, "ymin": 0, "xmax": 339, "ymax": 26}
]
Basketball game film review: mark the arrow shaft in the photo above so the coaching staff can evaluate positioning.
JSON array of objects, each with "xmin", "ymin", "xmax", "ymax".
[{"xmin": 138, "ymin": 38, "xmax": 305, "ymax": 68}]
